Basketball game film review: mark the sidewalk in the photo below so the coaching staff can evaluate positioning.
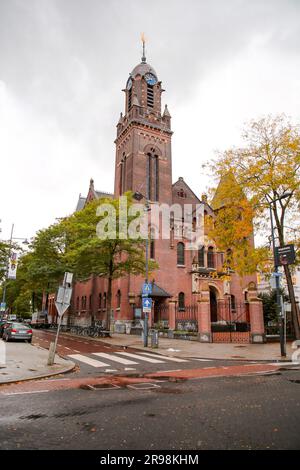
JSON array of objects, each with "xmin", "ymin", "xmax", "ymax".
[
  {"xmin": 0, "ymin": 341, "xmax": 75, "ymax": 384},
  {"xmin": 101, "ymin": 333, "xmax": 295, "ymax": 362}
]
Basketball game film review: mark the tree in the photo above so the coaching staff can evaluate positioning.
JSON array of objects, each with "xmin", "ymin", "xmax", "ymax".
[
  {"xmin": 63, "ymin": 193, "xmax": 155, "ymax": 330},
  {"xmin": 209, "ymin": 171, "xmax": 269, "ymax": 277},
  {"xmin": 207, "ymin": 114, "xmax": 300, "ymax": 338},
  {"xmin": 258, "ymin": 288, "xmax": 288, "ymax": 325}
]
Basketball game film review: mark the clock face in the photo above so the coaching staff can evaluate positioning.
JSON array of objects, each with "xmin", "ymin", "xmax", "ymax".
[
  {"xmin": 145, "ymin": 73, "xmax": 157, "ymax": 85},
  {"xmin": 127, "ymin": 77, "xmax": 133, "ymax": 90}
]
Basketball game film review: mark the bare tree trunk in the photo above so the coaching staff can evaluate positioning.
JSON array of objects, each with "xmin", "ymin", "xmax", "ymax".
[{"xmin": 283, "ymin": 264, "xmax": 300, "ymax": 339}]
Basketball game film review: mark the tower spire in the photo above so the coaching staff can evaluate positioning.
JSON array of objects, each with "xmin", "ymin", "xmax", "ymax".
[{"xmin": 141, "ymin": 32, "xmax": 146, "ymax": 63}]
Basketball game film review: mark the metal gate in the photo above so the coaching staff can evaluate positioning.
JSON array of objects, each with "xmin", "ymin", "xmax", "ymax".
[{"xmin": 212, "ymin": 299, "xmax": 250, "ymax": 343}]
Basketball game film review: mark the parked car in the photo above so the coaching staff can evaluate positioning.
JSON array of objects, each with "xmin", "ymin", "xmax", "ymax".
[
  {"xmin": 0, "ymin": 321, "xmax": 12, "ymax": 338},
  {"xmin": 2, "ymin": 322, "xmax": 33, "ymax": 343}
]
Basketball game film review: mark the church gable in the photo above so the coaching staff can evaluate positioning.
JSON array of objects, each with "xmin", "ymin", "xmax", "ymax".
[{"xmin": 172, "ymin": 177, "xmax": 201, "ymax": 207}]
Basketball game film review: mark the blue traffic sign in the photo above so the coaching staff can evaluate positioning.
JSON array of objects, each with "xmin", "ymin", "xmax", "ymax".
[
  {"xmin": 142, "ymin": 297, "xmax": 152, "ymax": 311},
  {"xmin": 142, "ymin": 282, "xmax": 152, "ymax": 296}
]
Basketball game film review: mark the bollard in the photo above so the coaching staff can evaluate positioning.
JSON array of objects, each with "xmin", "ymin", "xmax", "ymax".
[
  {"xmin": 151, "ymin": 329, "xmax": 159, "ymax": 349},
  {"xmin": 47, "ymin": 341, "xmax": 56, "ymax": 366}
]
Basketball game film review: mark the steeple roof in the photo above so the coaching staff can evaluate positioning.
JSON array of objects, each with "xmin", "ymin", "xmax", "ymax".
[{"xmin": 130, "ymin": 61, "xmax": 157, "ymax": 79}]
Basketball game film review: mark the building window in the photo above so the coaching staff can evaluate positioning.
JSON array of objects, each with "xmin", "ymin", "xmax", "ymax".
[
  {"xmin": 230, "ymin": 294, "xmax": 236, "ymax": 311},
  {"xmin": 89, "ymin": 295, "xmax": 92, "ymax": 310},
  {"xmin": 128, "ymin": 87, "xmax": 132, "ymax": 111},
  {"xmin": 154, "ymin": 156, "xmax": 159, "ymax": 201},
  {"xmin": 117, "ymin": 290, "xmax": 121, "ymax": 309},
  {"xmin": 198, "ymin": 246, "xmax": 205, "ymax": 267},
  {"xmin": 150, "ymin": 228, "xmax": 155, "ymax": 259},
  {"xmin": 98, "ymin": 293, "xmax": 102, "ymax": 309},
  {"xmin": 147, "ymin": 84, "xmax": 154, "ymax": 108},
  {"xmin": 147, "ymin": 151, "xmax": 159, "ymax": 201},
  {"xmin": 81, "ymin": 296, "xmax": 86, "ymax": 310},
  {"xmin": 103, "ymin": 293, "xmax": 107, "ymax": 309},
  {"xmin": 178, "ymin": 292, "xmax": 185, "ymax": 311},
  {"xmin": 207, "ymin": 247, "xmax": 215, "ymax": 268},
  {"xmin": 177, "ymin": 242, "xmax": 185, "ymax": 265},
  {"xmin": 76, "ymin": 297, "xmax": 79, "ymax": 311}
]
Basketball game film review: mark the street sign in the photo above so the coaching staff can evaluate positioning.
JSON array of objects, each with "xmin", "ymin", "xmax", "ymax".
[
  {"xmin": 142, "ymin": 297, "xmax": 152, "ymax": 313},
  {"xmin": 275, "ymin": 244, "xmax": 296, "ymax": 266},
  {"xmin": 142, "ymin": 282, "xmax": 152, "ymax": 296},
  {"xmin": 63, "ymin": 272, "xmax": 73, "ymax": 285},
  {"xmin": 55, "ymin": 286, "xmax": 72, "ymax": 317},
  {"xmin": 0, "ymin": 302, "xmax": 6, "ymax": 312},
  {"xmin": 55, "ymin": 301, "xmax": 69, "ymax": 317}
]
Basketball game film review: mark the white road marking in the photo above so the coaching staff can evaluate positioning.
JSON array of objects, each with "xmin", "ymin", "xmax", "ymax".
[
  {"xmin": 203, "ymin": 367, "xmax": 215, "ymax": 369},
  {"xmin": 193, "ymin": 358, "xmax": 214, "ymax": 362},
  {"xmin": 93, "ymin": 352, "xmax": 138, "ymax": 365},
  {"xmin": 65, "ymin": 347, "xmax": 71, "ymax": 350},
  {"xmin": 73, "ymin": 350, "xmax": 80, "ymax": 353},
  {"xmin": 2, "ymin": 390, "xmax": 49, "ymax": 396},
  {"xmin": 139, "ymin": 352, "xmax": 188, "ymax": 363},
  {"xmin": 124, "ymin": 367, "xmax": 136, "ymax": 371},
  {"xmin": 116, "ymin": 352, "xmax": 165, "ymax": 364},
  {"xmin": 68, "ymin": 354, "xmax": 109, "ymax": 368},
  {"xmin": 159, "ymin": 369, "xmax": 182, "ymax": 373},
  {"xmin": 104, "ymin": 369, "xmax": 118, "ymax": 372}
]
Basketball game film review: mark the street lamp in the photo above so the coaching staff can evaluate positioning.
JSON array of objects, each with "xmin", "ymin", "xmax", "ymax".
[
  {"xmin": 133, "ymin": 190, "xmax": 151, "ymax": 347},
  {"xmin": 1, "ymin": 223, "xmax": 29, "ymax": 317},
  {"xmin": 267, "ymin": 193, "xmax": 292, "ymax": 357}
]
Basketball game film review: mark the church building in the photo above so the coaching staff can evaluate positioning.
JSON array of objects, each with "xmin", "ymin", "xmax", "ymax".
[{"xmin": 66, "ymin": 45, "xmax": 265, "ymax": 344}]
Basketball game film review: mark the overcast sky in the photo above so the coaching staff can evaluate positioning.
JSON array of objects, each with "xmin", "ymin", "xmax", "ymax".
[{"xmin": 0, "ymin": 0, "xmax": 300, "ymax": 240}]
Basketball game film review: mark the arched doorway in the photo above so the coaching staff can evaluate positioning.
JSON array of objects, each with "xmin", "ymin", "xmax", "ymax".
[{"xmin": 209, "ymin": 286, "xmax": 218, "ymax": 322}]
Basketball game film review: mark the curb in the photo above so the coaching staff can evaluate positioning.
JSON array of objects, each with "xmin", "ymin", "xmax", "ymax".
[{"xmin": 0, "ymin": 361, "xmax": 76, "ymax": 386}]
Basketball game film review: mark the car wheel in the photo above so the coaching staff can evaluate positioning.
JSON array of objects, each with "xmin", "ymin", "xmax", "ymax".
[{"xmin": 28, "ymin": 339, "xmax": 32, "ymax": 343}]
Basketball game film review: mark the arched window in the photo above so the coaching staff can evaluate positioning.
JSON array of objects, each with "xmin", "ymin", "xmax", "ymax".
[
  {"xmin": 178, "ymin": 292, "xmax": 185, "ymax": 311},
  {"xmin": 98, "ymin": 293, "xmax": 102, "ymax": 309},
  {"xmin": 198, "ymin": 246, "xmax": 205, "ymax": 267},
  {"xmin": 103, "ymin": 293, "xmax": 107, "ymax": 309},
  {"xmin": 117, "ymin": 290, "xmax": 121, "ymax": 309},
  {"xmin": 177, "ymin": 242, "xmax": 185, "ymax": 265},
  {"xmin": 146, "ymin": 149, "xmax": 159, "ymax": 201},
  {"xmin": 150, "ymin": 228, "xmax": 155, "ymax": 259},
  {"xmin": 230, "ymin": 294, "xmax": 236, "ymax": 311},
  {"xmin": 207, "ymin": 246, "xmax": 215, "ymax": 268}
]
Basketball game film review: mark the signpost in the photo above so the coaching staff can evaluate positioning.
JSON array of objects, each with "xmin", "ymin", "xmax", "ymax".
[
  {"xmin": 48, "ymin": 272, "xmax": 73, "ymax": 366},
  {"xmin": 142, "ymin": 297, "xmax": 152, "ymax": 313},
  {"xmin": 275, "ymin": 244, "xmax": 296, "ymax": 267}
]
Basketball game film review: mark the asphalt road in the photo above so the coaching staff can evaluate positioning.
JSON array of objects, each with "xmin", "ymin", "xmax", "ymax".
[{"xmin": 0, "ymin": 368, "xmax": 299, "ymax": 450}]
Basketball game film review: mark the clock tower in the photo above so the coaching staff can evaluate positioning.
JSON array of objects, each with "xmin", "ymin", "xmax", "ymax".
[{"xmin": 114, "ymin": 39, "xmax": 173, "ymax": 204}]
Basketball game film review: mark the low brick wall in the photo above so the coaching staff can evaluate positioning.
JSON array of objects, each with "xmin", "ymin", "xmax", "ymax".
[{"xmin": 212, "ymin": 331, "xmax": 250, "ymax": 343}]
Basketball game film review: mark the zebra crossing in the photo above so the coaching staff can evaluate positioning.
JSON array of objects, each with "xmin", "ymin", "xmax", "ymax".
[{"xmin": 68, "ymin": 350, "xmax": 190, "ymax": 370}]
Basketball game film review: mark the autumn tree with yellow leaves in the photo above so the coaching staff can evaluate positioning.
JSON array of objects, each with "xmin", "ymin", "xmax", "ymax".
[{"xmin": 206, "ymin": 114, "xmax": 300, "ymax": 339}]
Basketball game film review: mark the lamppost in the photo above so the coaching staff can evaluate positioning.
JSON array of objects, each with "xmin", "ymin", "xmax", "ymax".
[
  {"xmin": 1, "ymin": 223, "xmax": 29, "ymax": 317},
  {"xmin": 132, "ymin": 191, "xmax": 150, "ymax": 347},
  {"xmin": 267, "ymin": 193, "xmax": 292, "ymax": 357}
]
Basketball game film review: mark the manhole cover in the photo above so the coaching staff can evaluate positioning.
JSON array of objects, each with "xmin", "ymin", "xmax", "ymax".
[
  {"xmin": 88, "ymin": 383, "xmax": 121, "ymax": 390},
  {"xmin": 127, "ymin": 383, "xmax": 161, "ymax": 390}
]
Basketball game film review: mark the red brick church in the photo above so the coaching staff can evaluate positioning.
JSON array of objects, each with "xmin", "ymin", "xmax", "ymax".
[{"xmin": 61, "ymin": 47, "xmax": 265, "ymax": 343}]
